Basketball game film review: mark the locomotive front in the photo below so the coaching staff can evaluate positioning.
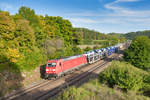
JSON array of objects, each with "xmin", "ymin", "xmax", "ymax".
[{"xmin": 45, "ymin": 60, "xmax": 61, "ymax": 78}]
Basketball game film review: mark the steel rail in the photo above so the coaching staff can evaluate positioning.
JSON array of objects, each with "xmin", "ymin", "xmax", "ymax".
[{"xmin": 35, "ymin": 55, "xmax": 119, "ymax": 100}]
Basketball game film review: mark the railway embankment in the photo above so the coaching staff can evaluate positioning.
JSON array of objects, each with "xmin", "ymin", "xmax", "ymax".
[{"xmin": 52, "ymin": 60, "xmax": 150, "ymax": 100}]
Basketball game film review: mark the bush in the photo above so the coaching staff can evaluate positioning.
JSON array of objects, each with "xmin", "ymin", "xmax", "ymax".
[
  {"xmin": 124, "ymin": 36, "xmax": 150, "ymax": 70},
  {"xmin": 55, "ymin": 86, "xmax": 95, "ymax": 100},
  {"xmin": 83, "ymin": 39, "xmax": 93, "ymax": 45},
  {"xmin": 72, "ymin": 46, "xmax": 83, "ymax": 55},
  {"xmin": 16, "ymin": 48, "xmax": 46, "ymax": 71},
  {"xmin": 99, "ymin": 61, "xmax": 145, "ymax": 91},
  {"xmin": 52, "ymin": 80, "xmax": 150, "ymax": 100},
  {"xmin": 63, "ymin": 46, "xmax": 75, "ymax": 57},
  {"xmin": 84, "ymin": 46, "xmax": 92, "ymax": 52},
  {"xmin": 142, "ymin": 73, "xmax": 150, "ymax": 96},
  {"xmin": 93, "ymin": 45, "xmax": 100, "ymax": 49}
]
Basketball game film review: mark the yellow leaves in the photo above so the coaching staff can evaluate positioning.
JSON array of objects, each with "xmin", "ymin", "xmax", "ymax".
[
  {"xmin": 0, "ymin": 40, "xmax": 5, "ymax": 48},
  {"xmin": 6, "ymin": 48, "xmax": 21, "ymax": 63},
  {"xmin": 15, "ymin": 19, "xmax": 34, "ymax": 35},
  {"xmin": 0, "ymin": 11, "xmax": 16, "ymax": 32},
  {"xmin": 0, "ymin": 11, "xmax": 16, "ymax": 40}
]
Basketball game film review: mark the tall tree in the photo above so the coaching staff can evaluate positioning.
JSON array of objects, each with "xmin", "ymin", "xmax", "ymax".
[
  {"xmin": 14, "ymin": 16, "xmax": 35, "ymax": 51},
  {"xmin": 0, "ymin": 11, "xmax": 17, "ymax": 63},
  {"xmin": 18, "ymin": 6, "xmax": 43, "ymax": 46},
  {"xmin": 18, "ymin": 6, "xmax": 40, "ymax": 27},
  {"xmin": 124, "ymin": 36, "xmax": 150, "ymax": 70}
]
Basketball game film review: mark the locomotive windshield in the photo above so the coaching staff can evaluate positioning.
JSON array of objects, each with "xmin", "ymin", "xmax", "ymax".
[{"xmin": 47, "ymin": 63, "xmax": 56, "ymax": 67}]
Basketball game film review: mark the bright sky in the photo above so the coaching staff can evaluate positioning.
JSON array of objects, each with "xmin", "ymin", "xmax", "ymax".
[{"xmin": 0, "ymin": 0, "xmax": 150, "ymax": 33}]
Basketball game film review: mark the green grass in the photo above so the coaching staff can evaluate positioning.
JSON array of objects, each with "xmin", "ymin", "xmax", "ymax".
[
  {"xmin": 51, "ymin": 79, "xmax": 150, "ymax": 100},
  {"xmin": 51, "ymin": 61, "xmax": 150, "ymax": 100},
  {"xmin": 99, "ymin": 61, "xmax": 150, "ymax": 96},
  {"xmin": 99, "ymin": 61, "xmax": 147, "ymax": 91}
]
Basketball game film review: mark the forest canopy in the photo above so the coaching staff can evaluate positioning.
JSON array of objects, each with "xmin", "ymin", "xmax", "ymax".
[{"xmin": 124, "ymin": 30, "xmax": 150, "ymax": 40}]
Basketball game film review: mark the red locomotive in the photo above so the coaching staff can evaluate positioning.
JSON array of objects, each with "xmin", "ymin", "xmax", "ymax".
[{"xmin": 45, "ymin": 54, "xmax": 88, "ymax": 78}]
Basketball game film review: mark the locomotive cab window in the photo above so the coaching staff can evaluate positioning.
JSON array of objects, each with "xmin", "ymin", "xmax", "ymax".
[{"xmin": 47, "ymin": 63, "xmax": 56, "ymax": 67}]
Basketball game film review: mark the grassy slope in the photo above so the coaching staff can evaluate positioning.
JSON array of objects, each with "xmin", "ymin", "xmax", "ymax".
[
  {"xmin": 52, "ymin": 79, "xmax": 150, "ymax": 100},
  {"xmin": 52, "ymin": 61, "xmax": 150, "ymax": 100}
]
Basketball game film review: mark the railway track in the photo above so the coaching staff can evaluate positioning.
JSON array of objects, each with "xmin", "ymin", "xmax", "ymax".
[
  {"xmin": 35, "ymin": 54, "xmax": 119, "ymax": 100},
  {"xmin": 2, "ymin": 53, "xmax": 120, "ymax": 100},
  {"xmin": 36, "ymin": 61, "xmax": 109, "ymax": 100},
  {"xmin": 1, "ymin": 79, "xmax": 49, "ymax": 100}
]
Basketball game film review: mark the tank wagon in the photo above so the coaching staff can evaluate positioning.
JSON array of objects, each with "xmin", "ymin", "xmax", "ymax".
[{"xmin": 44, "ymin": 43, "xmax": 124, "ymax": 79}]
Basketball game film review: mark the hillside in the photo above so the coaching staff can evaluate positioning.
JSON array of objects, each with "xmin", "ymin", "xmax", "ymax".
[
  {"xmin": 52, "ymin": 61, "xmax": 150, "ymax": 100},
  {"xmin": 75, "ymin": 28, "xmax": 126, "ymax": 46},
  {"xmin": 124, "ymin": 30, "xmax": 150, "ymax": 40}
]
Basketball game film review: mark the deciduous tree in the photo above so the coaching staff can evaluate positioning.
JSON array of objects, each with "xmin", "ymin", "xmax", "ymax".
[{"xmin": 124, "ymin": 36, "xmax": 150, "ymax": 70}]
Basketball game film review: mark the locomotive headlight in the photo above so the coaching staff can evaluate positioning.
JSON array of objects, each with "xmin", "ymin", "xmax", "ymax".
[{"xmin": 46, "ymin": 69, "xmax": 49, "ymax": 71}]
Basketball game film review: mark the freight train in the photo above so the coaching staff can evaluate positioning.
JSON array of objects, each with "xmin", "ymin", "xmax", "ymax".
[{"xmin": 44, "ymin": 43, "xmax": 125, "ymax": 79}]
